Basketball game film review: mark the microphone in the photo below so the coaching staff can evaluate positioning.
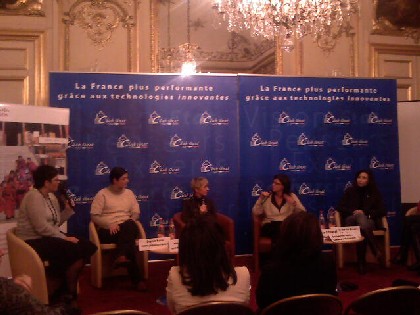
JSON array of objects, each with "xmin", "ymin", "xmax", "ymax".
[{"xmin": 261, "ymin": 190, "xmax": 273, "ymax": 205}]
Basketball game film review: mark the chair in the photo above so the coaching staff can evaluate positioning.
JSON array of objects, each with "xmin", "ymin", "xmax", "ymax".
[
  {"xmin": 177, "ymin": 302, "xmax": 254, "ymax": 315},
  {"xmin": 253, "ymin": 213, "xmax": 272, "ymax": 271},
  {"xmin": 89, "ymin": 220, "xmax": 148, "ymax": 288},
  {"xmin": 335, "ymin": 211, "xmax": 391, "ymax": 268},
  {"xmin": 260, "ymin": 294, "xmax": 343, "ymax": 315},
  {"xmin": 172, "ymin": 212, "xmax": 236, "ymax": 261},
  {"xmin": 6, "ymin": 227, "xmax": 49, "ymax": 304},
  {"xmin": 344, "ymin": 286, "xmax": 420, "ymax": 315},
  {"xmin": 89, "ymin": 310, "xmax": 152, "ymax": 315}
]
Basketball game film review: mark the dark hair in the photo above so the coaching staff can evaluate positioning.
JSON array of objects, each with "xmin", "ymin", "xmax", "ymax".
[
  {"xmin": 354, "ymin": 169, "xmax": 378, "ymax": 193},
  {"xmin": 274, "ymin": 212, "xmax": 323, "ymax": 262},
  {"xmin": 273, "ymin": 173, "xmax": 291, "ymax": 195},
  {"xmin": 178, "ymin": 217, "xmax": 237, "ymax": 296},
  {"xmin": 109, "ymin": 167, "xmax": 128, "ymax": 184},
  {"xmin": 33, "ymin": 165, "xmax": 59, "ymax": 189}
]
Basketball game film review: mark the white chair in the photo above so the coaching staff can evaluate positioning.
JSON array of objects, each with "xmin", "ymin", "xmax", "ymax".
[
  {"xmin": 89, "ymin": 221, "xmax": 148, "ymax": 288},
  {"xmin": 6, "ymin": 227, "xmax": 49, "ymax": 304},
  {"xmin": 335, "ymin": 212, "xmax": 390, "ymax": 268}
]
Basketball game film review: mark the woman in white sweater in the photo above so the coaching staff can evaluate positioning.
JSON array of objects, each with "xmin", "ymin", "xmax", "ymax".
[{"xmin": 166, "ymin": 217, "xmax": 250, "ymax": 314}]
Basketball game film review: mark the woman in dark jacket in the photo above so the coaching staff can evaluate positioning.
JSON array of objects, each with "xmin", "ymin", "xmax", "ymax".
[{"xmin": 337, "ymin": 169, "xmax": 386, "ymax": 274}]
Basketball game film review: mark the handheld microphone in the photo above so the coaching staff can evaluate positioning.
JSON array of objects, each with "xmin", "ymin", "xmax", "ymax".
[{"xmin": 261, "ymin": 190, "xmax": 273, "ymax": 205}]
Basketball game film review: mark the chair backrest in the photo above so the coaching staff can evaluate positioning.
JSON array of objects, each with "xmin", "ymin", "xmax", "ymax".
[
  {"xmin": 177, "ymin": 302, "xmax": 254, "ymax": 315},
  {"xmin": 260, "ymin": 294, "xmax": 342, "ymax": 315},
  {"xmin": 344, "ymin": 286, "xmax": 420, "ymax": 315},
  {"xmin": 89, "ymin": 310, "xmax": 152, "ymax": 315},
  {"xmin": 6, "ymin": 227, "xmax": 49, "ymax": 304}
]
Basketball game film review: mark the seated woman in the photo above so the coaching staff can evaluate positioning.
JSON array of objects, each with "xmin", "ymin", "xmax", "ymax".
[
  {"xmin": 90, "ymin": 166, "xmax": 146, "ymax": 291},
  {"xmin": 15, "ymin": 165, "xmax": 97, "ymax": 305},
  {"xmin": 256, "ymin": 212, "xmax": 337, "ymax": 311},
  {"xmin": 166, "ymin": 217, "xmax": 250, "ymax": 314},
  {"xmin": 252, "ymin": 173, "xmax": 306, "ymax": 242},
  {"xmin": 181, "ymin": 177, "xmax": 217, "ymax": 223},
  {"xmin": 337, "ymin": 169, "xmax": 386, "ymax": 274}
]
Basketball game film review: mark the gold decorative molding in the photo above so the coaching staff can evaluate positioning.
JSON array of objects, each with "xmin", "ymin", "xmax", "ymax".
[
  {"xmin": 62, "ymin": 0, "xmax": 138, "ymax": 71},
  {"xmin": 150, "ymin": 0, "xmax": 159, "ymax": 73},
  {"xmin": 0, "ymin": 30, "xmax": 46, "ymax": 105},
  {"xmin": 0, "ymin": 0, "xmax": 44, "ymax": 16},
  {"xmin": 372, "ymin": 0, "xmax": 420, "ymax": 43}
]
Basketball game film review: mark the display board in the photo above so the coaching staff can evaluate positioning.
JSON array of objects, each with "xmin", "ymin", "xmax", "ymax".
[{"xmin": 50, "ymin": 73, "xmax": 400, "ymax": 252}]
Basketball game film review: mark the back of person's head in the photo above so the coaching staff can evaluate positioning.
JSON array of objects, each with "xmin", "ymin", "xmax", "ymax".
[
  {"xmin": 274, "ymin": 212, "xmax": 323, "ymax": 262},
  {"xmin": 178, "ymin": 216, "xmax": 237, "ymax": 296},
  {"xmin": 109, "ymin": 166, "xmax": 128, "ymax": 184},
  {"xmin": 33, "ymin": 165, "xmax": 58, "ymax": 189},
  {"xmin": 190, "ymin": 177, "xmax": 208, "ymax": 191},
  {"xmin": 273, "ymin": 173, "xmax": 291, "ymax": 194}
]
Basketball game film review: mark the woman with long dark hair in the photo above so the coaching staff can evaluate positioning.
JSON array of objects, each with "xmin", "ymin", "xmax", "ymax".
[
  {"xmin": 337, "ymin": 169, "xmax": 386, "ymax": 274},
  {"xmin": 256, "ymin": 212, "xmax": 337, "ymax": 310},
  {"xmin": 166, "ymin": 217, "xmax": 250, "ymax": 314}
]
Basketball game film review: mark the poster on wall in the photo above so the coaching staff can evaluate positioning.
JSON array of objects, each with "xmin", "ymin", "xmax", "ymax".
[
  {"xmin": 0, "ymin": 103, "xmax": 70, "ymax": 222},
  {"xmin": 49, "ymin": 73, "xmax": 239, "ymax": 245}
]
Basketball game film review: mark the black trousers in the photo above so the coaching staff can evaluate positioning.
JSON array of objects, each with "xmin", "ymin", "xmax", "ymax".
[{"xmin": 97, "ymin": 219, "xmax": 142, "ymax": 283}]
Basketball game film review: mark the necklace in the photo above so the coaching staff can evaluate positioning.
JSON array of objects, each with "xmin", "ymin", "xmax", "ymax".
[{"xmin": 39, "ymin": 190, "xmax": 58, "ymax": 225}]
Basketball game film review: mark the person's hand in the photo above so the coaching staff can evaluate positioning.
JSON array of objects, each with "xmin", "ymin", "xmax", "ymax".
[
  {"xmin": 109, "ymin": 224, "xmax": 120, "ymax": 235},
  {"xmin": 259, "ymin": 191, "xmax": 271, "ymax": 199},
  {"xmin": 13, "ymin": 274, "xmax": 32, "ymax": 292},
  {"xmin": 199, "ymin": 203, "xmax": 208, "ymax": 214},
  {"xmin": 65, "ymin": 236, "xmax": 79, "ymax": 243},
  {"xmin": 353, "ymin": 209, "xmax": 364, "ymax": 215}
]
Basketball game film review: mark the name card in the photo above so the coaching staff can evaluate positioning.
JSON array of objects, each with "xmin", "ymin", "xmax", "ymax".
[
  {"xmin": 138, "ymin": 237, "xmax": 170, "ymax": 251},
  {"xmin": 168, "ymin": 239, "xmax": 179, "ymax": 253},
  {"xmin": 322, "ymin": 226, "xmax": 362, "ymax": 243}
]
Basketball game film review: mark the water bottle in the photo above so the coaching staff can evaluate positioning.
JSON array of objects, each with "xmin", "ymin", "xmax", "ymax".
[
  {"xmin": 169, "ymin": 219, "xmax": 176, "ymax": 239},
  {"xmin": 157, "ymin": 219, "xmax": 165, "ymax": 238},
  {"xmin": 328, "ymin": 208, "xmax": 337, "ymax": 228},
  {"xmin": 319, "ymin": 210, "xmax": 326, "ymax": 229}
]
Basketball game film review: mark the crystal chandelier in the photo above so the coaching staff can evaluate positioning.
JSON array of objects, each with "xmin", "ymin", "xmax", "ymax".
[{"xmin": 212, "ymin": 0, "xmax": 359, "ymax": 52}]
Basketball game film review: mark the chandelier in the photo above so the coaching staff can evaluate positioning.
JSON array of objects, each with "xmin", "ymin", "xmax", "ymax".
[{"xmin": 212, "ymin": 0, "xmax": 359, "ymax": 52}]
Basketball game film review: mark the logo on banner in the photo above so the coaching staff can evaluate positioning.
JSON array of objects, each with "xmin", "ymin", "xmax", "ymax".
[
  {"xmin": 370, "ymin": 156, "xmax": 395, "ymax": 170},
  {"xmin": 278, "ymin": 112, "xmax": 305, "ymax": 125},
  {"xmin": 68, "ymin": 137, "xmax": 94, "ymax": 150},
  {"xmin": 169, "ymin": 134, "xmax": 200, "ymax": 148},
  {"xmin": 344, "ymin": 181, "xmax": 353, "ymax": 191},
  {"xmin": 299, "ymin": 183, "xmax": 326, "ymax": 196},
  {"xmin": 94, "ymin": 111, "xmax": 126, "ymax": 126},
  {"xmin": 251, "ymin": 184, "xmax": 263, "ymax": 197},
  {"xmin": 324, "ymin": 112, "xmax": 351, "ymax": 125},
  {"xmin": 368, "ymin": 112, "xmax": 393, "ymax": 125},
  {"xmin": 297, "ymin": 133, "xmax": 325, "ymax": 147},
  {"xmin": 150, "ymin": 213, "xmax": 168, "ymax": 227},
  {"xmin": 250, "ymin": 133, "xmax": 279, "ymax": 147},
  {"xmin": 170, "ymin": 186, "xmax": 192, "ymax": 199},
  {"xmin": 324, "ymin": 158, "xmax": 351, "ymax": 171},
  {"xmin": 116, "ymin": 134, "xmax": 148, "ymax": 149},
  {"xmin": 64, "ymin": 190, "xmax": 94, "ymax": 204},
  {"xmin": 341, "ymin": 133, "xmax": 368, "ymax": 146},
  {"xmin": 95, "ymin": 162, "xmax": 111, "ymax": 175},
  {"xmin": 199, "ymin": 111, "xmax": 229, "ymax": 125},
  {"xmin": 149, "ymin": 160, "xmax": 180, "ymax": 175},
  {"xmin": 148, "ymin": 111, "xmax": 180, "ymax": 126},
  {"xmin": 200, "ymin": 160, "xmax": 230, "ymax": 173},
  {"xmin": 279, "ymin": 158, "xmax": 307, "ymax": 172},
  {"xmin": 136, "ymin": 193, "xmax": 149, "ymax": 202}
]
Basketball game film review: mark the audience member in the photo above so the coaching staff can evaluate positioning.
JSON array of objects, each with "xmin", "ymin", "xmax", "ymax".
[
  {"xmin": 393, "ymin": 200, "xmax": 420, "ymax": 274},
  {"xmin": 15, "ymin": 165, "xmax": 97, "ymax": 306},
  {"xmin": 0, "ymin": 248, "xmax": 75, "ymax": 314},
  {"xmin": 166, "ymin": 217, "xmax": 250, "ymax": 314},
  {"xmin": 256, "ymin": 212, "xmax": 337, "ymax": 310},
  {"xmin": 181, "ymin": 177, "xmax": 217, "ymax": 223},
  {"xmin": 90, "ymin": 166, "xmax": 146, "ymax": 291},
  {"xmin": 337, "ymin": 169, "xmax": 386, "ymax": 274}
]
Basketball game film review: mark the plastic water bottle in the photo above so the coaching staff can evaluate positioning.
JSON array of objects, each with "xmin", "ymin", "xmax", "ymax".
[
  {"xmin": 319, "ymin": 210, "xmax": 326, "ymax": 229},
  {"xmin": 168, "ymin": 219, "xmax": 175, "ymax": 239},
  {"xmin": 328, "ymin": 208, "xmax": 337, "ymax": 228},
  {"xmin": 157, "ymin": 219, "xmax": 165, "ymax": 238}
]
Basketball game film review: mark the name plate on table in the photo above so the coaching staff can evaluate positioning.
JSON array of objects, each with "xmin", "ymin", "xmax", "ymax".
[
  {"xmin": 322, "ymin": 226, "xmax": 362, "ymax": 243},
  {"xmin": 138, "ymin": 237, "xmax": 179, "ymax": 253}
]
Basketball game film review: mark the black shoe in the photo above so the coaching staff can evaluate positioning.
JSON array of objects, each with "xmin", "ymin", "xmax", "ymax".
[
  {"xmin": 358, "ymin": 262, "xmax": 366, "ymax": 275},
  {"xmin": 408, "ymin": 262, "xmax": 420, "ymax": 271}
]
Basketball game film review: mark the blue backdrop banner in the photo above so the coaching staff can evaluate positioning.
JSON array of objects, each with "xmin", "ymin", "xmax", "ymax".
[{"xmin": 50, "ymin": 73, "xmax": 400, "ymax": 253}]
